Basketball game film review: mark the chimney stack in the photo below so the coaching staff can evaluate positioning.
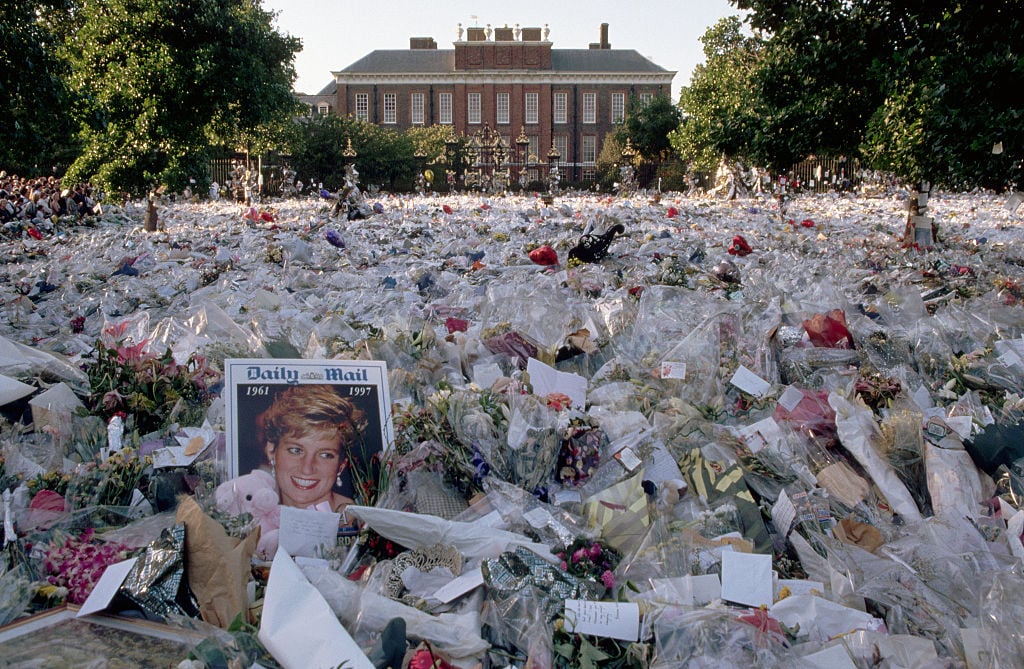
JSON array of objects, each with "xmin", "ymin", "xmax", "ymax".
[{"xmin": 601, "ymin": 23, "xmax": 610, "ymax": 49}]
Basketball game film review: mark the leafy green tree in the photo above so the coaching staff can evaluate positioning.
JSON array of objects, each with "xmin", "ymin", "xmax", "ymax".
[
  {"xmin": 0, "ymin": 0, "xmax": 78, "ymax": 174},
  {"xmin": 596, "ymin": 132, "xmax": 625, "ymax": 190},
  {"xmin": 616, "ymin": 95, "xmax": 682, "ymax": 161},
  {"xmin": 734, "ymin": 0, "xmax": 1024, "ymax": 189},
  {"xmin": 670, "ymin": 16, "xmax": 764, "ymax": 173},
  {"xmin": 286, "ymin": 115, "xmax": 421, "ymax": 191},
  {"xmin": 61, "ymin": 0, "xmax": 301, "ymax": 197},
  {"xmin": 861, "ymin": 3, "xmax": 1024, "ymax": 190}
]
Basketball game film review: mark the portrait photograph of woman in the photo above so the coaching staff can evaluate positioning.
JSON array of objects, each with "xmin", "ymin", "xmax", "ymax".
[{"xmin": 224, "ymin": 360, "xmax": 391, "ymax": 509}]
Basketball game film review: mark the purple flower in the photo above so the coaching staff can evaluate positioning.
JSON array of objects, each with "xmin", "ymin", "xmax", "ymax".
[{"xmin": 589, "ymin": 543, "xmax": 602, "ymax": 559}]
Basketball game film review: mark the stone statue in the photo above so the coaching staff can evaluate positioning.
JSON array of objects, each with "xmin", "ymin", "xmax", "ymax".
[{"xmin": 457, "ymin": 23, "xmax": 463, "ymax": 41}]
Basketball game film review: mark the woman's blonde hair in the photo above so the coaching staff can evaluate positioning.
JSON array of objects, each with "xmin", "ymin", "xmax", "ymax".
[{"xmin": 257, "ymin": 385, "xmax": 367, "ymax": 454}]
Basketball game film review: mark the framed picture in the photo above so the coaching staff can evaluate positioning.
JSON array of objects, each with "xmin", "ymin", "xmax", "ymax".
[
  {"xmin": 224, "ymin": 359, "xmax": 394, "ymax": 507},
  {"xmin": 0, "ymin": 606, "xmax": 205, "ymax": 667}
]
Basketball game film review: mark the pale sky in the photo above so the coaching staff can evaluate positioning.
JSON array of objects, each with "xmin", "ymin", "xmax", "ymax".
[{"xmin": 260, "ymin": 0, "xmax": 741, "ymax": 100}]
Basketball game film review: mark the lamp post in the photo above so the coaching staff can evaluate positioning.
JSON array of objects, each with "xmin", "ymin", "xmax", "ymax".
[
  {"xmin": 414, "ymin": 146, "xmax": 427, "ymax": 195},
  {"xmin": 465, "ymin": 135, "xmax": 481, "ymax": 190},
  {"xmin": 543, "ymin": 143, "xmax": 561, "ymax": 204},
  {"xmin": 618, "ymin": 138, "xmax": 638, "ymax": 196},
  {"xmin": 493, "ymin": 134, "xmax": 509, "ymax": 193},
  {"xmin": 547, "ymin": 144, "xmax": 561, "ymax": 190},
  {"xmin": 342, "ymin": 137, "xmax": 358, "ymax": 165},
  {"xmin": 516, "ymin": 127, "xmax": 530, "ymax": 192},
  {"xmin": 444, "ymin": 134, "xmax": 459, "ymax": 192}
]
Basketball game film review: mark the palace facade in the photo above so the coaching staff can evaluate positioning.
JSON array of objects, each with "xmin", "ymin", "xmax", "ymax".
[{"xmin": 301, "ymin": 23, "xmax": 674, "ymax": 182}]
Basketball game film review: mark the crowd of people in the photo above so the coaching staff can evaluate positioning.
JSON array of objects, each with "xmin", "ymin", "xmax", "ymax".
[{"xmin": 0, "ymin": 171, "xmax": 102, "ymax": 228}]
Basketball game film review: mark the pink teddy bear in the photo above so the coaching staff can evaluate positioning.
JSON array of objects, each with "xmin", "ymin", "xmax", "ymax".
[{"xmin": 214, "ymin": 469, "xmax": 280, "ymax": 560}]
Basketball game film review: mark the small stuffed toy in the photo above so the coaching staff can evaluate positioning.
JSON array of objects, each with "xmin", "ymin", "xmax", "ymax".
[{"xmin": 214, "ymin": 469, "xmax": 280, "ymax": 560}]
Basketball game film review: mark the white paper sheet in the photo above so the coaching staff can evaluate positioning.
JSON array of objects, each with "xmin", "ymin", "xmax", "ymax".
[
  {"xmin": 526, "ymin": 357, "xmax": 587, "ymax": 409},
  {"xmin": 432, "ymin": 566, "xmax": 484, "ymax": 604},
  {"xmin": 720, "ymin": 551, "xmax": 773, "ymax": 608},
  {"xmin": 279, "ymin": 506, "xmax": 341, "ymax": 558},
  {"xmin": 729, "ymin": 365, "xmax": 771, "ymax": 398},
  {"xmin": 777, "ymin": 385, "xmax": 805, "ymax": 413},
  {"xmin": 645, "ymin": 574, "xmax": 722, "ymax": 606},
  {"xmin": 259, "ymin": 549, "xmax": 373, "ymax": 669},
  {"xmin": 795, "ymin": 643, "xmax": 858, "ymax": 669},
  {"xmin": 77, "ymin": 557, "xmax": 138, "ymax": 617},
  {"xmin": 563, "ymin": 599, "xmax": 640, "ymax": 641},
  {"xmin": 772, "ymin": 489, "xmax": 797, "ymax": 536}
]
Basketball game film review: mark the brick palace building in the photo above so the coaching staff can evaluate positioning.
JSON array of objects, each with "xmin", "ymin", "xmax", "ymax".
[{"xmin": 300, "ymin": 23, "xmax": 675, "ymax": 183}]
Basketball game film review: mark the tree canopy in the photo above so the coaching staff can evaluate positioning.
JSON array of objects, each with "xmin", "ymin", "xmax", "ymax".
[
  {"xmin": 0, "ymin": 0, "xmax": 78, "ymax": 173},
  {"xmin": 727, "ymin": 0, "xmax": 1024, "ymax": 189},
  {"xmin": 61, "ymin": 0, "xmax": 301, "ymax": 196},
  {"xmin": 617, "ymin": 95, "xmax": 682, "ymax": 162},
  {"xmin": 671, "ymin": 16, "xmax": 764, "ymax": 173}
]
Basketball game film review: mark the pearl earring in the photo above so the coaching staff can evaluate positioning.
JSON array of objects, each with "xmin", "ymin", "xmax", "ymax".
[
  {"xmin": 336, "ymin": 470, "xmax": 343, "ymax": 488},
  {"xmin": 270, "ymin": 459, "xmax": 276, "ymax": 478}
]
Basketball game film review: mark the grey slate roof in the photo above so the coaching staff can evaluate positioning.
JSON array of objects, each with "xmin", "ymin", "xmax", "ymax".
[
  {"xmin": 340, "ymin": 50, "xmax": 456, "ymax": 74},
  {"xmin": 337, "ymin": 49, "xmax": 670, "ymax": 75},
  {"xmin": 551, "ymin": 50, "xmax": 669, "ymax": 73}
]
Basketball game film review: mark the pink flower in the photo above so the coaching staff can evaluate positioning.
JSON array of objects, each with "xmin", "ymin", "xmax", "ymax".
[
  {"xmin": 600, "ymin": 570, "xmax": 615, "ymax": 590},
  {"xmin": 588, "ymin": 543, "xmax": 602, "ymax": 559},
  {"xmin": 572, "ymin": 548, "xmax": 587, "ymax": 564},
  {"xmin": 116, "ymin": 340, "xmax": 151, "ymax": 365}
]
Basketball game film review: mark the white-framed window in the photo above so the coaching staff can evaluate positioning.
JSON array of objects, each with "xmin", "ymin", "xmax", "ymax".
[
  {"xmin": 553, "ymin": 135, "xmax": 568, "ymax": 165},
  {"xmin": 439, "ymin": 93, "xmax": 452, "ymax": 124},
  {"xmin": 317, "ymin": 103, "xmax": 330, "ymax": 116},
  {"xmin": 354, "ymin": 94, "xmax": 369, "ymax": 122},
  {"xmin": 639, "ymin": 93, "xmax": 653, "ymax": 107},
  {"xmin": 582, "ymin": 93, "xmax": 597, "ymax": 124},
  {"xmin": 410, "ymin": 93, "xmax": 424, "ymax": 124},
  {"xmin": 611, "ymin": 93, "xmax": 625, "ymax": 124},
  {"xmin": 496, "ymin": 92, "xmax": 509, "ymax": 125},
  {"xmin": 582, "ymin": 135, "xmax": 597, "ymax": 164},
  {"xmin": 553, "ymin": 92, "xmax": 567, "ymax": 124},
  {"xmin": 524, "ymin": 92, "xmax": 539, "ymax": 124},
  {"xmin": 383, "ymin": 93, "xmax": 397, "ymax": 124},
  {"xmin": 468, "ymin": 93, "xmax": 481, "ymax": 124},
  {"xmin": 528, "ymin": 135, "xmax": 539, "ymax": 163}
]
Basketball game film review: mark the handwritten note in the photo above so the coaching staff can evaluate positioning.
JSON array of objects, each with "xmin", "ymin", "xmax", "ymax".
[
  {"xmin": 563, "ymin": 600, "xmax": 640, "ymax": 641},
  {"xmin": 771, "ymin": 489, "xmax": 797, "ymax": 536},
  {"xmin": 279, "ymin": 506, "xmax": 340, "ymax": 558}
]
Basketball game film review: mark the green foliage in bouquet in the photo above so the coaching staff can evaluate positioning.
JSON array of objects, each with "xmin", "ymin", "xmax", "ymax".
[
  {"xmin": 24, "ymin": 471, "xmax": 71, "ymax": 498},
  {"xmin": 66, "ymin": 448, "xmax": 152, "ymax": 509},
  {"xmin": 553, "ymin": 624, "xmax": 649, "ymax": 669},
  {"xmin": 0, "ymin": 453, "xmax": 21, "ymax": 493},
  {"xmin": 80, "ymin": 340, "xmax": 220, "ymax": 435}
]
